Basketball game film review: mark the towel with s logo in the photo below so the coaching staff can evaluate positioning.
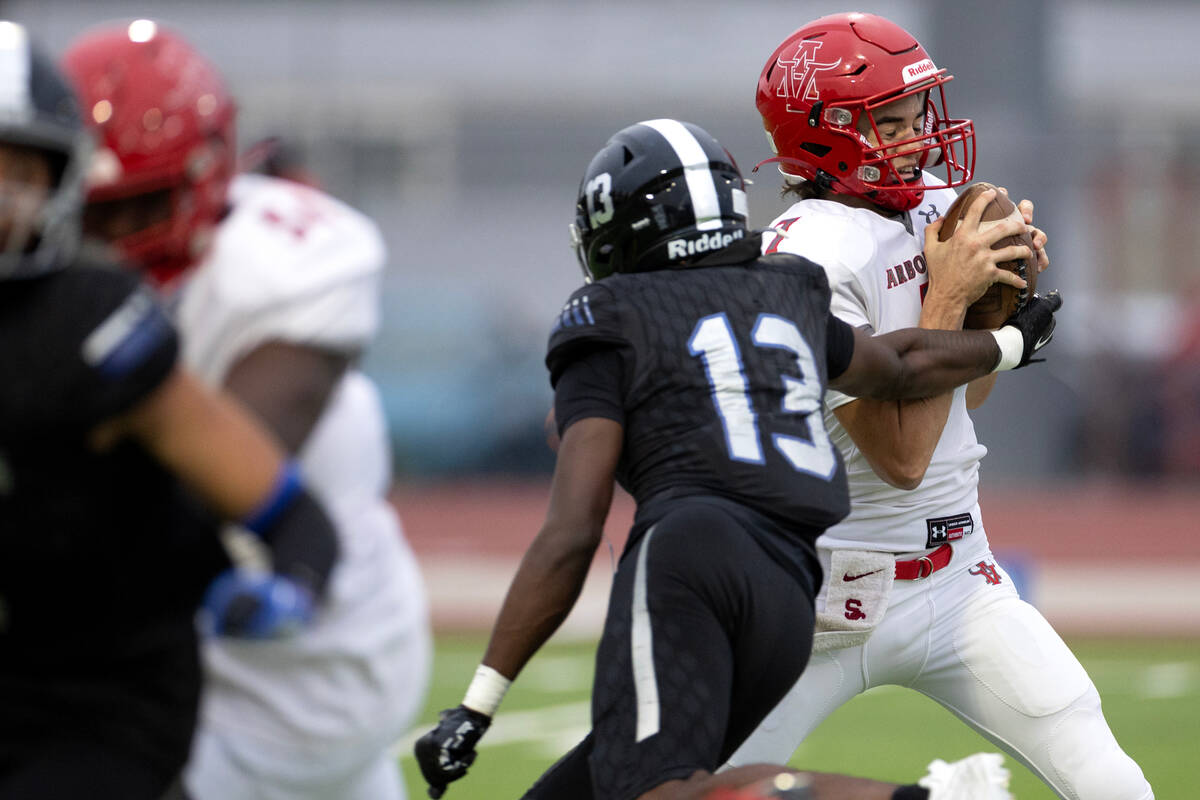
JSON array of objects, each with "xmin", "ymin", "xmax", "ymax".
[{"xmin": 813, "ymin": 550, "xmax": 895, "ymax": 653}]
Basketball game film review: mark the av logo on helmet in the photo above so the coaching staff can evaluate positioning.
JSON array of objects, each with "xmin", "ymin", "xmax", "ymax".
[
  {"xmin": 901, "ymin": 58, "xmax": 937, "ymax": 84},
  {"xmin": 774, "ymin": 40, "xmax": 842, "ymax": 113}
]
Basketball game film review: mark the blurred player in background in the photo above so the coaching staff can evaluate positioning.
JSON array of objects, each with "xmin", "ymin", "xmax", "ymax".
[
  {"xmin": 727, "ymin": 12, "xmax": 1153, "ymax": 800},
  {"xmin": 0, "ymin": 22, "xmax": 340, "ymax": 800},
  {"xmin": 62, "ymin": 19, "xmax": 431, "ymax": 800},
  {"xmin": 414, "ymin": 117, "xmax": 1061, "ymax": 800}
]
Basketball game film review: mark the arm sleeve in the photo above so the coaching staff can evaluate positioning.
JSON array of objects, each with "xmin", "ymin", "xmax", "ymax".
[
  {"xmin": 71, "ymin": 270, "xmax": 179, "ymax": 429},
  {"xmin": 241, "ymin": 463, "xmax": 339, "ymax": 597},
  {"xmin": 825, "ymin": 314, "xmax": 856, "ymax": 382},
  {"xmin": 553, "ymin": 346, "xmax": 626, "ymax": 436}
]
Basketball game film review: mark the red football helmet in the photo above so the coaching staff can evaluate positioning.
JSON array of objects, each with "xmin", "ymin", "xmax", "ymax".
[
  {"xmin": 755, "ymin": 12, "xmax": 975, "ymax": 212},
  {"xmin": 62, "ymin": 19, "xmax": 235, "ymax": 286}
]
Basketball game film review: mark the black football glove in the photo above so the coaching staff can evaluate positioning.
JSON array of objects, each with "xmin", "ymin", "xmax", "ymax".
[
  {"xmin": 413, "ymin": 705, "xmax": 493, "ymax": 798},
  {"xmin": 1001, "ymin": 290, "xmax": 1062, "ymax": 367}
]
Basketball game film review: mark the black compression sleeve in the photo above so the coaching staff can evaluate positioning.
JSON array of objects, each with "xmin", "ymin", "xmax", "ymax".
[
  {"xmin": 252, "ymin": 486, "xmax": 340, "ymax": 598},
  {"xmin": 553, "ymin": 346, "xmax": 626, "ymax": 436},
  {"xmin": 825, "ymin": 314, "xmax": 856, "ymax": 381}
]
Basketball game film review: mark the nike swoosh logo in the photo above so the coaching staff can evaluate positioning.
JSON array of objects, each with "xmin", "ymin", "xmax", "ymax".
[{"xmin": 843, "ymin": 569, "xmax": 884, "ymax": 582}]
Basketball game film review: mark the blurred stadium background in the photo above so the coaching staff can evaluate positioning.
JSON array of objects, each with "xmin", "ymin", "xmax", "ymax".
[{"xmin": 15, "ymin": 0, "xmax": 1199, "ymax": 796}]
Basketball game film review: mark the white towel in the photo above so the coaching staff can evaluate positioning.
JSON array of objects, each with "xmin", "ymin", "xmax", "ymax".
[{"xmin": 812, "ymin": 549, "xmax": 895, "ymax": 653}]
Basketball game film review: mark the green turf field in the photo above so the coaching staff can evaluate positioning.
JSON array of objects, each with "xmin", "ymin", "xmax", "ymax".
[{"xmin": 398, "ymin": 634, "xmax": 1198, "ymax": 799}]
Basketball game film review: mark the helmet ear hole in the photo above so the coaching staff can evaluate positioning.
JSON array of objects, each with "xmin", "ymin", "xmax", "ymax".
[{"xmin": 583, "ymin": 239, "xmax": 618, "ymax": 282}]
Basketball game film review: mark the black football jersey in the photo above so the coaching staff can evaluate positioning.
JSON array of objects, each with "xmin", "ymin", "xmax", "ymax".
[
  {"xmin": 0, "ymin": 263, "xmax": 228, "ymax": 775},
  {"xmin": 546, "ymin": 252, "xmax": 852, "ymax": 543}
]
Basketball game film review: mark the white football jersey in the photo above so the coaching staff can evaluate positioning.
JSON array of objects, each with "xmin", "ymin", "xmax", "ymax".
[
  {"xmin": 175, "ymin": 174, "xmax": 429, "ymax": 755},
  {"xmin": 763, "ymin": 184, "xmax": 990, "ymax": 555},
  {"xmin": 176, "ymin": 174, "xmax": 383, "ymax": 382}
]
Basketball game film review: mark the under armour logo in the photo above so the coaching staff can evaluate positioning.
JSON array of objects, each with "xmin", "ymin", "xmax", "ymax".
[
  {"xmin": 968, "ymin": 561, "xmax": 1002, "ymax": 585},
  {"xmin": 775, "ymin": 40, "xmax": 842, "ymax": 112},
  {"xmin": 917, "ymin": 203, "xmax": 939, "ymax": 224}
]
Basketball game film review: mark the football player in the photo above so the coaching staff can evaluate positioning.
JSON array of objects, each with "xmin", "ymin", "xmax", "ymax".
[
  {"xmin": 414, "ymin": 117, "xmax": 1058, "ymax": 800},
  {"xmin": 0, "ymin": 22, "xmax": 338, "ymax": 800},
  {"xmin": 726, "ymin": 12, "xmax": 1153, "ymax": 800},
  {"xmin": 62, "ymin": 20, "xmax": 431, "ymax": 800}
]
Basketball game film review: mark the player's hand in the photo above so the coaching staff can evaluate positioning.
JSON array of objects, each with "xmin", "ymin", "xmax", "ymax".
[
  {"xmin": 1016, "ymin": 199, "xmax": 1049, "ymax": 274},
  {"xmin": 413, "ymin": 705, "xmax": 493, "ymax": 798},
  {"xmin": 199, "ymin": 568, "xmax": 315, "ymax": 638},
  {"xmin": 923, "ymin": 188, "xmax": 1030, "ymax": 307},
  {"xmin": 1000, "ymin": 290, "xmax": 1062, "ymax": 367},
  {"xmin": 999, "ymin": 188, "xmax": 1050, "ymax": 274}
]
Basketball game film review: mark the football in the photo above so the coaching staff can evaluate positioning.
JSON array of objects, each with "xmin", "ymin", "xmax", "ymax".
[{"xmin": 936, "ymin": 181, "xmax": 1037, "ymax": 329}]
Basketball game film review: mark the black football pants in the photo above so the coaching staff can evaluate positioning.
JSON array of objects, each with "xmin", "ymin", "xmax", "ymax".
[
  {"xmin": 0, "ymin": 743, "xmax": 180, "ymax": 800},
  {"xmin": 523, "ymin": 497, "xmax": 817, "ymax": 800}
]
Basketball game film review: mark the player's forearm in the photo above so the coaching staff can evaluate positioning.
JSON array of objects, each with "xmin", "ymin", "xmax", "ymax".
[
  {"xmin": 121, "ymin": 368, "xmax": 286, "ymax": 518},
  {"xmin": 478, "ymin": 417, "xmax": 617, "ymax": 685},
  {"xmin": 966, "ymin": 373, "xmax": 998, "ymax": 408},
  {"xmin": 481, "ymin": 523, "xmax": 600, "ymax": 681},
  {"xmin": 922, "ymin": 280, "xmax": 1000, "ymax": 410},
  {"xmin": 875, "ymin": 328, "xmax": 1000, "ymax": 399},
  {"xmin": 917, "ymin": 287, "xmax": 969, "ymax": 331},
  {"xmin": 836, "ymin": 394, "xmax": 951, "ymax": 489}
]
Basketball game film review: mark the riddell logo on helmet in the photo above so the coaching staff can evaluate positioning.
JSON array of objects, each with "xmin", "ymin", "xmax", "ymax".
[
  {"xmin": 902, "ymin": 58, "xmax": 937, "ymax": 84},
  {"xmin": 667, "ymin": 229, "xmax": 744, "ymax": 260}
]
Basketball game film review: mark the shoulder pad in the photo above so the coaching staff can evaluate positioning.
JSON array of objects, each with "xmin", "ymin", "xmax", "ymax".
[
  {"xmin": 210, "ymin": 175, "xmax": 385, "ymax": 309},
  {"xmin": 545, "ymin": 283, "xmax": 628, "ymax": 385},
  {"xmin": 2, "ymin": 267, "xmax": 178, "ymax": 434}
]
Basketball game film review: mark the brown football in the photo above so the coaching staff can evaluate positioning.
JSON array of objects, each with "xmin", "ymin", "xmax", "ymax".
[{"xmin": 936, "ymin": 181, "xmax": 1036, "ymax": 329}]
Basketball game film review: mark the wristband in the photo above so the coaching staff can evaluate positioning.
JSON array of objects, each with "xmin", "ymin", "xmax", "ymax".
[
  {"xmin": 462, "ymin": 664, "xmax": 512, "ymax": 717},
  {"xmin": 239, "ymin": 463, "xmax": 339, "ymax": 599},
  {"xmin": 989, "ymin": 327, "xmax": 1023, "ymax": 372},
  {"xmin": 243, "ymin": 461, "xmax": 304, "ymax": 535}
]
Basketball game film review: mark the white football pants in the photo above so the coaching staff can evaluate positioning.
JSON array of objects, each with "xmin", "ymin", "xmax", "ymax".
[
  {"xmin": 727, "ymin": 549, "xmax": 1154, "ymax": 800},
  {"xmin": 185, "ymin": 726, "xmax": 408, "ymax": 800}
]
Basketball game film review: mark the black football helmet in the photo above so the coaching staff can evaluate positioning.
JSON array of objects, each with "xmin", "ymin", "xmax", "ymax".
[
  {"xmin": 0, "ymin": 21, "xmax": 92, "ymax": 279},
  {"xmin": 570, "ymin": 119, "xmax": 749, "ymax": 282}
]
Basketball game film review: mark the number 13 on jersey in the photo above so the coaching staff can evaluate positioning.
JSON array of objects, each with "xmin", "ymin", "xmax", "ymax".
[{"xmin": 688, "ymin": 312, "xmax": 837, "ymax": 480}]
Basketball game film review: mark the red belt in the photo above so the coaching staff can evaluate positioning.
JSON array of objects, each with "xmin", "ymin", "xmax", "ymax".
[{"xmin": 894, "ymin": 543, "xmax": 953, "ymax": 580}]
